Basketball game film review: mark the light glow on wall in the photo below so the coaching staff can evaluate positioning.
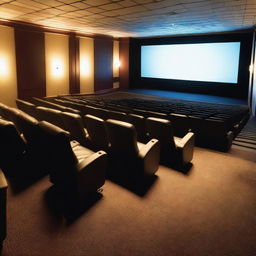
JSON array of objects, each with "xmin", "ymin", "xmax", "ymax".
[
  {"xmin": 114, "ymin": 58, "xmax": 121, "ymax": 69},
  {"xmin": 80, "ymin": 56, "xmax": 90, "ymax": 76},
  {"xmin": 51, "ymin": 58, "xmax": 64, "ymax": 78},
  {"xmin": 0, "ymin": 56, "xmax": 8, "ymax": 77}
]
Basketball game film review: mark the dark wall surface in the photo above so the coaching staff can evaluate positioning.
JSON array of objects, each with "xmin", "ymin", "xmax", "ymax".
[{"xmin": 15, "ymin": 28, "xmax": 46, "ymax": 99}]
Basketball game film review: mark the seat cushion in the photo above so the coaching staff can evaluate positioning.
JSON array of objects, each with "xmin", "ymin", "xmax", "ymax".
[{"xmin": 71, "ymin": 140, "xmax": 94, "ymax": 163}]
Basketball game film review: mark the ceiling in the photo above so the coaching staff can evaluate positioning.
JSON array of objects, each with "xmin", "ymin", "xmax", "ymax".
[{"xmin": 0, "ymin": 0, "xmax": 255, "ymax": 37}]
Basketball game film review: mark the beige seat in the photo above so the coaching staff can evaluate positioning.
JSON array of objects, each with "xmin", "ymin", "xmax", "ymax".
[
  {"xmin": 83, "ymin": 114, "xmax": 109, "ymax": 151},
  {"xmin": 146, "ymin": 117, "xmax": 195, "ymax": 168},
  {"xmin": 105, "ymin": 119, "xmax": 160, "ymax": 176},
  {"xmin": 0, "ymin": 103, "xmax": 10, "ymax": 120},
  {"xmin": 16, "ymin": 99, "xmax": 38, "ymax": 118},
  {"xmin": 36, "ymin": 106, "xmax": 66, "ymax": 130},
  {"xmin": 61, "ymin": 112, "xmax": 89, "ymax": 146},
  {"xmin": 0, "ymin": 169, "xmax": 7, "ymax": 251}
]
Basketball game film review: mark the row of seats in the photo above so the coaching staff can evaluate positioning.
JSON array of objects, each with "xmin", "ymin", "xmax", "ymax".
[
  {"xmin": 14, "ymin": 99, "xmax": 195, "ymax": 168},
  {"xmin": 46, "ymin": 96, "xmax": 241, "ymax": 151}
]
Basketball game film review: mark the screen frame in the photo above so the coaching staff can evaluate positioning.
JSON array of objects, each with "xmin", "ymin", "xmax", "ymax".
[{"xmin": 130, "ymin": 32, "xmax": 253, "ymax": 99}]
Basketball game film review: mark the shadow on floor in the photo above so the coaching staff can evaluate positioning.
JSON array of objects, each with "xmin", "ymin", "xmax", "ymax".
[
  {"xmin": 107, "ymin": 171, "xmax": 158, "ymax": 197},
  {"xmin": 5, "ymin": 168, "xmax": 48, "ymax": 194},
  {"xmin": 44, "ymin": 185, "xmax": 103, "ymax": 225}
]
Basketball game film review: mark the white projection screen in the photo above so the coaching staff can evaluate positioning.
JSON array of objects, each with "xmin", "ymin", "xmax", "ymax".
[{"xmin": 141, "ymin": 42, "xmax": 241, "ymax": 84}]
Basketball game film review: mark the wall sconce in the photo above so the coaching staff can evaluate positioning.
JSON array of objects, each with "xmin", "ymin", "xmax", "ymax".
[
  {"xmin": 80, "ymin": 57, "xmax": 90, "ymax": 76},
  {"xmin": 0, "ymin": 57, "xmax": 8, "ymax": 77},
  {"xmin": 51, "ymin": 58, "xmax": 64, "ymax": 78},
  {"xmin": 114, "ymin": 58, "xmax": 121, "ymax": 69}
]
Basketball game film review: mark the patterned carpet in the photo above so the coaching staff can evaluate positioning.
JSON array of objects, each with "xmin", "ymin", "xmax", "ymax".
[{"xmin": 233, "ymin": 117, "xmax": 256, "ymax": 150}]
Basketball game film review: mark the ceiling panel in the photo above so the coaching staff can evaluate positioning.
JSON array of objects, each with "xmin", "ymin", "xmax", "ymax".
[{"xmin": 0, "ymin": 0, "xmax": 255, "ymax": 37}]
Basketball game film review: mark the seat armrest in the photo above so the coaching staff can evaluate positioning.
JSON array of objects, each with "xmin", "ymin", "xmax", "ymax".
[
  {"xmin": 176, "ymin": 132, "xmax": 195, "ymax": 164},
  {"xmin": 0, "ymin": 171, "xmax": 7, "ymax": 189},
  {"xmin": 75, "ymin": 151, "xmax": 107, "ymax": 198},
  {"xmin": 138, "ymin": 139, "xmax": 160, "ymax": 175}
]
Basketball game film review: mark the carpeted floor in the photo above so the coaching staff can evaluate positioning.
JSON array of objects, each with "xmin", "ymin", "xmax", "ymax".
[{"xmin": 2, "ymin": 146, "xmax": 256, "ymax": 256}]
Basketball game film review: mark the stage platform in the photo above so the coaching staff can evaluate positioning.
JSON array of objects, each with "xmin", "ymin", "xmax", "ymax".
[{"xmin": 128, "ymin": 89, "xmax": 248, "ymax": 105}]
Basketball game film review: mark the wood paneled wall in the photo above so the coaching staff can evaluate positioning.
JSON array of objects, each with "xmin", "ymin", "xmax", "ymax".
[
  {"xmin": 15, "ymin": 28, "xmax": 46, "ymax": 99},
  {"xmin": 69, "ymin": 33, "xmax": 80, "ymax": 94},
  {"xmin": 94, "ymin": 37, "xmax": 113, "ymax": 92},
  {"xmin": 119, "ymin": 38, "xmax": 130, "ymax": 90}
]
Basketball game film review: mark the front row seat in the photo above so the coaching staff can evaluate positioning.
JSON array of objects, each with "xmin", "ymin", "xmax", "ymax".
[
  {"xmin": 36, "ymin": 121, "xmax": 107, "ymax": 200},
  {"xmin": 105, "ymin": 119, "xmax": 160, "ymax": 176},
  {"xmin": 146, "ymin": 117, "xmax": 195, "ymax": 168}
]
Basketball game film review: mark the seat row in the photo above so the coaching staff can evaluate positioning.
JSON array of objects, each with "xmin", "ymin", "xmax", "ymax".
[
  {"xmin": 13, "ymin": 99, "xmax": 195, "ymax": 168},
  {"xmin": 45, "ymin": 96, "xmax": 240, "ymax": 151}
]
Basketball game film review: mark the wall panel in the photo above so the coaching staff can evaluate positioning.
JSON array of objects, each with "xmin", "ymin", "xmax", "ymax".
[
  {"xmin": 15, "ymin": 27, "xmax": 46, "ymax": 99},
  {"xmin": 45, "ymin": 33, "xmax": 69, "ymax": 97},
  {"xmin": 94, "ymin": 37, "xmax": 113, "ymax": 92},
  {"xmin": 119, "ymin": 38, "xmax": 130, "ymax": 90},
  {"xmin": 113, "ymin": 40, "xmax": 120, "ymax": 88},
  {"xmin": 80, "ymin": 37, "xmax": 94, "ymax": 94},
  {"xmin": 69, "ymin": 34, "xmax": 80, "ymax": 94},
  {"xmin": 0, "ymin": 25, "xmax": 17, "ymax": 107}
]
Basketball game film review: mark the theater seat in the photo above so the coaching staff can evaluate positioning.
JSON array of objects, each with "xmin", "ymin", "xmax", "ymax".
[
  {"xmin": 36, "ymin": 106, "xmax": 66, "ymax": 130},
  {"xmin": 37, "ymin": 121, "xmax": 107, "ymax": 199},
  {"xmin": 0, "ymin": 119, "xmax": 28, "ymax": 176},
  {"xmin": 61, "ymin": 112, "xmax": 89, "ymax": 146},
  {"xmin": 83, "ymin": 114, "xmax": 109, "ymax": 151},
  {"xmin": 0, "ymin": 169, "xmax": 7, "ymax": 252},
  {"xmin": 105, "ymin": 119, "xmax": 160, "ymax": 176},
  {"xmin": 146, "ymin": 117, "xmax": 195, "ymax": 168},
  {"xmin": 16, "ymin": 99, "xmax": 38, "ymax": 118}
]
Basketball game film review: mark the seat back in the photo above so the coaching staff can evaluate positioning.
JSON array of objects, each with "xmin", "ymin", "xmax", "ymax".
[
  {"xmin": 2, "ymin": 107, "xmax": 23, "ymax": 133},
  {"xmin": 169, "ymin": 113, "xmax": 190, "ymax": 137},
  {"xmin": 36, "ymin": 106, "xmax": 66, "ymax": 130},
  {"xmin": 37, "ymin": 121, "xmax": 78, "ymax": 184},
  {"xmin": 0, "ymin": 103, "xmax": 10, "ymax": 120},
  {"xmin": 105, "ymin": 119, "xmax": 139, "ymax": 157},
  {"xmin": 146, "ymin": 117, "xmax": 176, "ymax": 151},
  {"xmin": 32, "ymin": 97, "xmax": 80, "ymax": 115},
  {"xmin": 92, "ymin": 107, "xmax": 110, "ymax": 120},
  {"xmin": 61, "ymin": 112, "xmax": 87, "ymax": 144},
  {"xmin": 84, "ymin": 114, "xmax": 109, "ymax": 150},
  {"xmin": 127, "ymin": 113, "xmax": 147, "ymax": 143},
  {"xmin": 16, "ymin": 99, "xmax": 37, "ymax": 118},
  {"xmin": 0, "ymin": 119, "xmax": 27, "ymax": 174},
  {"xmin": 108, "ymin": 110, "xmax": 127, "ymax": 122}
]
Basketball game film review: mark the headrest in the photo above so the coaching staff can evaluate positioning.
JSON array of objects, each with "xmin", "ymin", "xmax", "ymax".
[
  {"xmin": 36, "ymin": 106, "xmax": 62, "ymax": 114},
  {"xmin": 147, "ymin": 117, "xmax": 170, "ymax": 125},
  {"xmin": 16, "ymin": 99, "xmax": 35, "ymax": 107},
  {"xmin": 62, "ymin": 111, "xmax": 81, "ymax": 119},
  {"xmin": 39, "ymin": 121, "xmax": 69, "ymax": 137},
  {"xmin": 106, "ymin": 119, "xmax": 134, "ymax": 129},
  {"xmin": 18, "ymin": 111, "xmax": 38, "ymax": 125},
  {"xmin": 85, "ymin": 114, "xmax": 104, "ymax": 122}
]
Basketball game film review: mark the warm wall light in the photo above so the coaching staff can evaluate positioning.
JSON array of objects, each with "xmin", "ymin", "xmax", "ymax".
[
  {"xmin": 0, "ymin": 56, "xmax": 8, "ymax": 77},
  {"xmin": 80, "ymin": 56, "xmax": 90, "ymax": 76},
  {"xmin": 114, "ymin": 58, "xmax": 121, "ymax": 69},
  {"xmin": 51, "ymin": 58, "xmax": 64, "ymax": 78}
]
